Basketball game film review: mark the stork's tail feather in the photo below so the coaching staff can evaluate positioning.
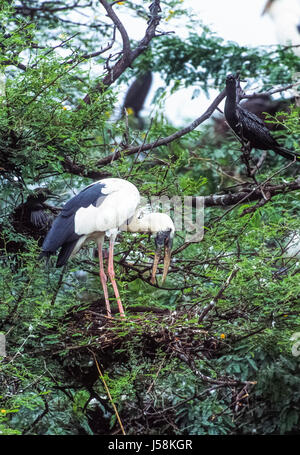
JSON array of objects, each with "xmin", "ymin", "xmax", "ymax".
[
  {"xmin": 56, "ymin": 240, "xmax": 78, "ymax": 267},
  {"xmin": 274, "ymin": 147, "xmax": 300, "ymax": 161},
  {"xmin": 39, "ymin": 239, "xmax": 78, "ymax": 268},
  {"xmin": 39, "ymin": 250, "xmax": 52, "ymax": 264}
]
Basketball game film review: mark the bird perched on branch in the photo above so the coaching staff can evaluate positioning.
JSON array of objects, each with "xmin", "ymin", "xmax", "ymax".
[
  {"xmin": 40, "ymin": 178, "xmax": 175, "ymax": 319},
  {"xmin": 262, "ymin": 0, "xmax": 300, "ymax": 57},
  {"xmin": 224, "ymin": 74, "xmax": 300, "ymax": 161},
  {"xmin": 214, "ymin": 94, "xmax": 296, "ymax": 138}
]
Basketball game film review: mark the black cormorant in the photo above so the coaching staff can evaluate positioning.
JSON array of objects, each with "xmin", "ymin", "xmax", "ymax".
[
  {"xmin": 121, "ymin": 71, "xmax": 153, "ymax": 128},
  {"xmin": 214, "ymin": 94, "xmax": 295, "ymax": 138},
  {"xmin": 12, "ymin": 187, "xmax": 58, "ymax": 240},
  {"xmin": 224, "ymin": 74, "xmax": 300, "ymax": 161}
]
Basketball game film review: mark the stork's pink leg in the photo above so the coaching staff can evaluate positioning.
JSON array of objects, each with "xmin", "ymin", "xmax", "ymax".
[
  {"xmin": 107, "ymin": 238, "xmax": 126, "ymax": 318},
  {"xmin": 98, "ymin": 241, "xmax": 112, "ymax": 318}
]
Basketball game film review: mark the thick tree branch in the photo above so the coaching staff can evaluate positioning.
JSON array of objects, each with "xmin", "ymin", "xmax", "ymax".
[
  {"xmin": 99, "ymin": 0, "xmax": 132, "ymax": 62},
  {"xmin": 200, "ymin": 177, "xmax": 300, "ymax": 208},
  {"xmin": 62, "ymin": 156, "xmax": 111, "ymax": 180},
  {"xmin": 83, "ymin": 0, "xmax": 162, "ymax": 104},
  {"xmin": 1, "ymin": 60, "xmax": 27, "ymax": 71}
]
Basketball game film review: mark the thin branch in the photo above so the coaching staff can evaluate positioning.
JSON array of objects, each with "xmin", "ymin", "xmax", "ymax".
[
  {"xmin": 242, "ymin": 81, "xmax": 300, "ymax": 100},
  {"xmin": 62, "ymin": 156, "xmax": 111, "ymax": 179},
  {"xmin": 66, "ymin": 25, "xmax": 117, "ymax": 65},
  {"xmin": 89, "ymin": 349, "xmax": 126, "ymax": 435},
  {"xmin": 96, "ymin": 88, "xmax": 226, "ymax": 166},
  {"xmin": 201, "ymin": 176, "xmax": 300, "ymax": 209},
  {"xmin": 14, "ymin": 1, "xmax": 93, "ymax": 15},
  {"xmin": 99, "ymin": 0, "xmax": 131, "ymax": 61},
  {"xmin": 198, "ymin": 266, "xmax": 239, "ymax": 322},
  {"xmin": 83, "ymin": 0, "xmax": 162, "ymax": 104}
]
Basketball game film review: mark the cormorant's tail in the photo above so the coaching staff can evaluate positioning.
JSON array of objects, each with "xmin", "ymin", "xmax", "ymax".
[{"xmin": 274, "ymin": 147, "xmax": 300, "ymax": 161}]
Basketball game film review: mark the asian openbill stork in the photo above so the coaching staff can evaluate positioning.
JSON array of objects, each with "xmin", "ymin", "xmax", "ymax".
[
  {"xmin": 224, "ymin": 74, "xmax": 300, "ymax": 161},
  {"xmin": 262, "ymin": 0, "xmax": 300, "ymax": 57},
  {"xmin": 40, "ymin": 178, "xmax": 175, "ymax": 319}
]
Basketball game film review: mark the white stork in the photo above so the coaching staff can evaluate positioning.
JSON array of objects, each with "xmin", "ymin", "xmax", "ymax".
[
  {"xmin": 40, "ymin": 178, "xmax": 175, "ymax": 319},
  {"xmin": 262, "ymin": 0, "xmax": 300, "ymax": 56}
]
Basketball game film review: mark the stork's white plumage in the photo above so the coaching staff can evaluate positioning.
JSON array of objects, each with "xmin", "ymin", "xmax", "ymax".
[
  {"xmin": 40, "ymin": 178, "xmax": 175, "ymax": 318},
  {"xmin": 262, "ymin": 0, "xmax": 300, "ymax": 56}
]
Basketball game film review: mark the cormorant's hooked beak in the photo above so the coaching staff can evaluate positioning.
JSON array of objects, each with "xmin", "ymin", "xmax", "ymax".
[{"xmin": 150, "ymin": 231, "xmax": 173, "ymax": 285}]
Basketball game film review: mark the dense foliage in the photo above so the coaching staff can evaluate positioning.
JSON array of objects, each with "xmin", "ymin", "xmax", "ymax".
[{"xmin": 0, "ymin": 0, "xmax": 299, "ymax": 435}]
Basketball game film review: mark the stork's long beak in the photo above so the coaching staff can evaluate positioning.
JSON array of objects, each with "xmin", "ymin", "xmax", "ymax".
[
  {"xmin": 150, "ymin": 232, "xmax": 173, "ymax": 284},
  {"xmin": 161, "ymin": 245, "xmax": 172, "ymax": 284},
  {"xmin": 150, "ymin": 247, "xmax": 172, "ymax": 284},
  {"xmin": 262, "ymin": 0, "xmax": 273, "ymax": 15},
  {"xmin": 150, "ymin": 250, "xmax": 160, "ymax": 284}
]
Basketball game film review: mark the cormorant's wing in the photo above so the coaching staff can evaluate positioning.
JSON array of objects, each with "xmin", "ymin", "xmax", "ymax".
[
  {"xmin": 123, "ymin": 71, "xmax": 152, "ymax": 117},
  {"xmin": 237, "ymin": 105, "xmax": 279, "ymax": 149},
  {"xmin": 30, "ymin": 209, "xmax": 50, "ymax": 228}
]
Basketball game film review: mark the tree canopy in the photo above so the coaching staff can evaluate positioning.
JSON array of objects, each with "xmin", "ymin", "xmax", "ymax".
[{"xmin": 0, "ymin": 0, "xmax": 300, "ymax": 436}]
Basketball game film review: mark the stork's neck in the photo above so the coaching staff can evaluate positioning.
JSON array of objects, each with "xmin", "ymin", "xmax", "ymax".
[
  {"xmin": 121, "ymin": 213, "xmax": 157, "ymax": 233},
  {"xmin": 121, "ymin": 212, "xmax": 174, "ymax": 234}
]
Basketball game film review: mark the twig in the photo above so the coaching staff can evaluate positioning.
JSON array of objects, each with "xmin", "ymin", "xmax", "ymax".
[
  {"xmin": 89, "ymin": 349, "xmax": 126, "ymax": 435},
  {"xmin": 83, "ymin": 0, "xmax": 162, "ymax": 104},
  {"xmin": 242, "ymin": 81, "xmax": 300, "ymax": 100},
  {"xmin": 96, "ymin": 89, "xmax": 226, "ymax": 166},
  {"xmin": 250, "ymin": 151, "xmax": 267, "ymax": 176},
  {"xmin": 200, "ymin": 175, "xmax": 300, "ymax": 210},
  {"xmin": 198, "ymin": 266, "xmax": 239, "ymax": 322},
  {"xmin": 66, "ymin": 25, "xmax": 117, "ymax": 64},
  {"xmin": 146, "ymin": 356, "xmax": 166, "ymax": 394}
]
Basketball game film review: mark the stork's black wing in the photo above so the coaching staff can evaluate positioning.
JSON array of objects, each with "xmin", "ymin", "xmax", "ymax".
[{"xmin": 41, "ymin": 182, "xmax": 107, "ymax": 258}]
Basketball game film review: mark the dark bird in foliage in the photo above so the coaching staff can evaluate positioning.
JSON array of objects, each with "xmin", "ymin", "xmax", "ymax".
[
  {"xmin": 224, "ymin": 74, "xmax": 300, "ymax": 161},
  {"xmin": 40, "ymin": 178, "xmax": 175, "ymax": 318},
  {"xmin": 12, "ymin": 187, "xmax": 58, "ymax": 241},
  {"xmin": 214, "ymin": 94, "xmax": 295, "ymax": 138},
  {"xmin": 122, "ymin": 71, "xmax": 153, "ymax": 126}
]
